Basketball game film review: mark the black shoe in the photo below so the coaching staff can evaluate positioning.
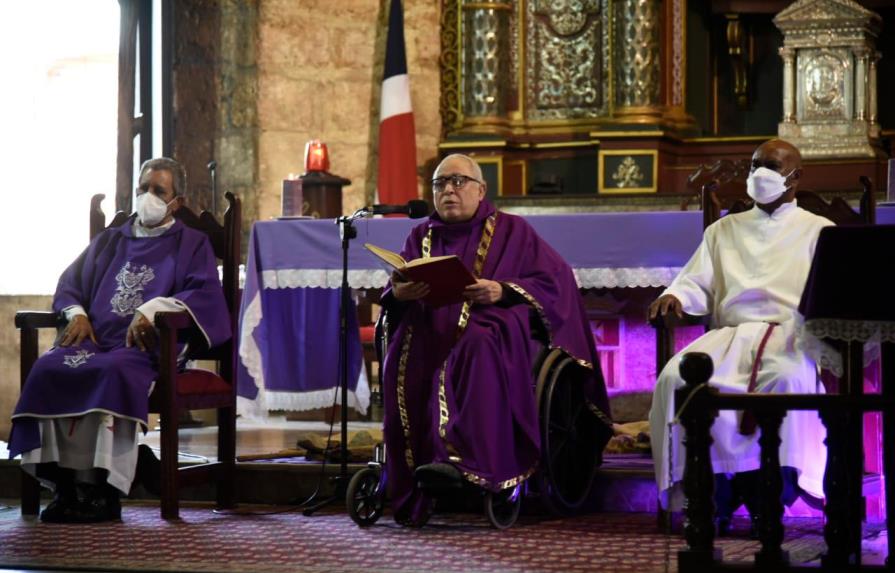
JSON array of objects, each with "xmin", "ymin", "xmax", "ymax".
[
  {"xmin": 39, "ymin": 486, "xmax": 121, "ymax": 524},
  {"xmin": 39, "ymin": 478, "xmax": 78, "ymax": 523},
  {"xmin": 70, "ymin": 483, "xmax": 122, "ymax": 523},
  {"xmin": 39, "ymin": 493, "xmax": 76, "ymax": 523},
  {"xmin": 135, "ymin": 444, "xmax": 161, "ymax": 495}
]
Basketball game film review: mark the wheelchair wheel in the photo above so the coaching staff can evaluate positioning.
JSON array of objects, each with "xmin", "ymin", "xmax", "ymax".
[
  {"xmin": 484, "ymin": 484, "xmax": 522, "ymax": 530},
  {"xmin": 537, "ymin": 350, "xmax": 600, "ymax": 515},
  {"xmin": 346, "ymin": 467, "xmax": 384, "ymax": 527}
]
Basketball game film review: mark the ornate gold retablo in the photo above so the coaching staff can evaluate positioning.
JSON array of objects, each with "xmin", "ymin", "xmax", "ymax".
[{"xmin": 774, "ymin": 0, "xmax": 884, "ymax": 159}]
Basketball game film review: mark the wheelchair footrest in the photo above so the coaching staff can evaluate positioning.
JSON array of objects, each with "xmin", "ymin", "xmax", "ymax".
[{"xmin": 415, "ymin": 463, "xmax": 464, "ymax": 494}]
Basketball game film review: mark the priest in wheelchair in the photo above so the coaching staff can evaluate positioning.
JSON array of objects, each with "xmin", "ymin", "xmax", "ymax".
[
  {"xmin": 379, "ymin": 153, "xmax": 613, "ymax": 526},
  {"xmin": 8, "ymin": 157, "xmax": 230, "ymax": 523},
  {"xmin": 648, "ymin": 139, "xmax": 832, "ymax": 536}
]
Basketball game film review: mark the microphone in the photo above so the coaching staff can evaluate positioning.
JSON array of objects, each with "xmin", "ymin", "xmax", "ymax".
[{"xmin": 367, "ymin": 199, "xmax": 429, "ymax": 219}]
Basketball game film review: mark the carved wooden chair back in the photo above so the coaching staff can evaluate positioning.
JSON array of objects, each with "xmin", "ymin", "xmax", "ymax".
[{"xmin": 681, "ymin": 158, "xmax": 751, "ymax": 213}]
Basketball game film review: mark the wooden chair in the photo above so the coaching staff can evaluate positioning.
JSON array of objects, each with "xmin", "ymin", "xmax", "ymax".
[
  {"xmin": 16, "ymin": 192, "xmax": 241, "ymax": 519},
  {"xmin": 680, "ymin": 158, "xmax": 751, "ymax": 214},
  {"xmin": 654, "ymin": 175, "xmax": 876, "ymax": 373}
]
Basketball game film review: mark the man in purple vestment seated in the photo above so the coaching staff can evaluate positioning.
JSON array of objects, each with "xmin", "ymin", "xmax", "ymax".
[
  {"xmin": 8, "ymin": 157, "xmax": 230, "ymax": 523},
  {"xmin": 380, "ymin": 153, "xmax": 613, "ymax": 525}
]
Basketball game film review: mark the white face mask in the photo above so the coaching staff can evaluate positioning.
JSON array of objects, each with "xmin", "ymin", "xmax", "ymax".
[
  {"xmin": 135, "ymin": 192, "xmax": 173, "ymax": 227},
  {"xmin": 746, "ymin": 166, "xmax": 793, "ymax": 205}
]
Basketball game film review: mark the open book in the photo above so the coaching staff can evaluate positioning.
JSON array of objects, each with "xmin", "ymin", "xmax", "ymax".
[{"xmin": 364, "ymin": 243, "xmax": 476, "ymax": 307}]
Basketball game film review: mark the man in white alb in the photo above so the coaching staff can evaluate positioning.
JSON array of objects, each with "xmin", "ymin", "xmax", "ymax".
[{"xmin": 648, "ymin": 139, "xmax": 832, "ymax": 535}]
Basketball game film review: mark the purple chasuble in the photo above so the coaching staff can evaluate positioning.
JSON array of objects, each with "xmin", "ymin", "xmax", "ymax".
[
  {"xmin": 9, "ymin": 218, "xmax": 230, "ymax": 458},
  {"xmin": 381, "ymin": 200, "xmax": 613, "ymax": 522}
]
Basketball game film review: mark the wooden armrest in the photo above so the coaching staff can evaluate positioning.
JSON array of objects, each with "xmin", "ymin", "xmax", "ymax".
[
  {"xmin": 649, "ymin": 312, "xmax": 710, "ymax": 329},
  {"xmin": 154, "ymin": 310, "xmax": 194, "ymax": 330},
  {"xmin": 15, "ymin": 311, "xmax": 62, "ymax": 330}
]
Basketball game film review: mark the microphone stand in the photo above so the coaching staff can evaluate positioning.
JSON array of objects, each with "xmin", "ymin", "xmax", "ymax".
[
  {"xmin": 207, "ymin": 160, "xmax": 217, "ymax": 215},
  {"xmin": 303, "ymin": 208, "xmax": 370, "ymax": 516}
]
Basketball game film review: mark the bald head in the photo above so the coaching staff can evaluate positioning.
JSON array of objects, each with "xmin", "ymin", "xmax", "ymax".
[
  {"xmin": 751, "ymin": 139, "xmax": 802, "ymax": 177},
  {"xmin": 432, "ymin": 154, "xmax": 486, "ymax": 223},
  {"xmin": 435, "ymin": 154, "xmax": 484, "ymax": 182}
]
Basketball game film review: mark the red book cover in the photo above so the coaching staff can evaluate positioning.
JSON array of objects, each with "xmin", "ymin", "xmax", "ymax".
[{"xmin": 365, "ymin": 243, "xmax": 476, "ymax": 307}]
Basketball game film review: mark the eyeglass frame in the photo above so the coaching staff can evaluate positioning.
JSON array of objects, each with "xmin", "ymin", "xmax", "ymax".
[{"xmin": 431, "ymin": 174, "xmax": 484, "ymax": 194}]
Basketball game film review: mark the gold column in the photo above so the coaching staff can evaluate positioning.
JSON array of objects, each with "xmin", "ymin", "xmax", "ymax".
[
  {"xmin": 780, "ymin": 46, "xmax": 796, "ymax": 123},
  {"xmin": 869, "ymin": 52, "xmax": 879, "ymax": 126},
  {"xmin": 610, "ymin": 0, "xmax": 694, "ymax": 132},
  {"xmin": 855, "ymin": 48, "xmax": 868, "ymax": 122},
  {"xmin": 613, "ymin": 0, "xmax": 661, "ymax": 120},
  {"xmin": 461, "ymin": 0, "xmax": 512, "ymax": 131}
]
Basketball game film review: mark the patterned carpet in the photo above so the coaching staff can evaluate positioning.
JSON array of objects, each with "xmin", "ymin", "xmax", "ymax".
[{"xmin": 0, "ymin": 502, "xmax": 886, "ymax": 573}]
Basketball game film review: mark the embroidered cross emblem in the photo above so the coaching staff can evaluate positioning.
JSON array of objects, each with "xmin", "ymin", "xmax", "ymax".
[
  {"xmin": 63, "ymin": 349, "xmax": 95, "ymax": 369},
  {"xmin": 110, "ymin": 261, "xmax": 156, "ymax": 317}
]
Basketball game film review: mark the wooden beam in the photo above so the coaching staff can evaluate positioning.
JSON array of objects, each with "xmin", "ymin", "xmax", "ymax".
[{"xmin": 116, "ymin": 0, "xmax": 138, "ymax": 213}]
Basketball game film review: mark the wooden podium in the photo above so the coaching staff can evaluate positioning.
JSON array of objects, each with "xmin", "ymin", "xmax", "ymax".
[{"xmin": 282, "ymin": 171, "xmax": 351, "ymax": 219}]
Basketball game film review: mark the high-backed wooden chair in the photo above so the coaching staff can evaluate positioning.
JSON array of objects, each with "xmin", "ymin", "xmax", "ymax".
[
  {"xmin": 680, "ymin": 158, "xmax": 751, "ymax": 214},
  {"xmin": 653, "ymin": 175, "xmax": 876, "ymax": 373},
  {"xmin": 16, "ymin": 192, "xmax": 241, "ymax": 519}
]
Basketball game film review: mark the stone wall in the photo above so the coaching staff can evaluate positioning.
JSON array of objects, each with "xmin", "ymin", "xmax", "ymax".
[
  {"xmin": 170, "ymin": 0, "xmax": 442, "ymax": 235},
  {"xmin": 254, "ymin": 0, "xmax": 442, "ymax": 219}
]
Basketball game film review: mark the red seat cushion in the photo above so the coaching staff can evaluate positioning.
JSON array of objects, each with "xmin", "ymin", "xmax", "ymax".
[
  {"xmin": 176, "ymin": 368, "xmax": 231, "ymax": 396},
  {"xmin": 359, "ymin": 325, "xmax": 376, "ymax": 344}
]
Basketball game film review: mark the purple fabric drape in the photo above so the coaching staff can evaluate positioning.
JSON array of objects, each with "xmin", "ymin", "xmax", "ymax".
[
  {"xmin": 380, "ymin": 201, "xmax": 613, "ymax": 523},
  {"xmin": 799, "ymin": 225, "xmax": 895, "ymax": 322}
]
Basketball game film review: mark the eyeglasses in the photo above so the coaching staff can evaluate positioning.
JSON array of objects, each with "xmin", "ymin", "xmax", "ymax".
[{"xmin": 431, "ymin": 174, "xmax": 482, "ymax": 193}]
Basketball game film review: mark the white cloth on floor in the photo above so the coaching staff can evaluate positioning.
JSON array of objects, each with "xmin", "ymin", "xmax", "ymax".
[{"xmin": 649, "ymin": 201, "xmax": 833, "ymax": 508}]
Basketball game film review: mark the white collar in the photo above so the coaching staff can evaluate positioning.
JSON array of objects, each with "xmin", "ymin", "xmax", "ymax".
[{"xmin": 751, "ymin": 199, "xmax": 798, "ymax": 220}]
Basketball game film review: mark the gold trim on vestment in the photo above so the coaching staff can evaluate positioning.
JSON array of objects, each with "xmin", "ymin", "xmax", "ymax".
[
  {"xmin": 438, "ymin": 366, "xmax": 449, "ymax": 439},
  {"xmin": 502, "ymin": 281, "xmax": 592, "ymax": 370},
  {"xmin": 503, "ymin": 281, "xmax": 614, "ymax": 431},
  {"xmin": 456, "ymin": 214, "xmax": 497, "ymax": 339},
  {"xmin": 462, "ymin": 463, "xmax": 538, "ymax": 491},
  {"xmin": 396, "ymin": 326, "xmax": 415, "ymax": 469},
  {"xmin": 422, "ymin": 230, "xmax": 432, "ymax": 259}
]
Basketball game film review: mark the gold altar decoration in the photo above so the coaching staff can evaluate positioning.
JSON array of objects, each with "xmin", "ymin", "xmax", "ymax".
[
  {"xmin": 611, "ymin": 157, "xmax": 645, "ymax": 188},
  {"xmin": 439, "ymin": 0, "xmax": 695, "ymax": 137},
  {"xmin": 598, "ymin": 149, "xmax": 658, "ymax": 194},
  {"xmin": 774, "ymin": 0, "xmax": 884, "ymax": 159}
]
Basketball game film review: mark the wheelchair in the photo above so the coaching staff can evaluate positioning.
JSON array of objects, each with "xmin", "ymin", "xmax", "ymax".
[{"xmin": 346, "ymin": 307, "xmax": 604, "ymax": 529}]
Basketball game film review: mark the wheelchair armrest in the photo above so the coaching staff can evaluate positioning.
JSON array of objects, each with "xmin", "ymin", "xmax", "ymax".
[
  {"xmin": 154, "ymin": 310, "xmax": 193, "ymax": 330},
  {"xmin": 649, "ymin": 312, "xmax": 710, "ymax": 329},
  {"xmin": 15, "ymin": 311, "xmax": 62, "ymax": 330}
]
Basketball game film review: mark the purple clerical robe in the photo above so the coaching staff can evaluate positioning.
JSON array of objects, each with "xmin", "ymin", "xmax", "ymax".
[
  {"xmin": 9, "ymin": 218, "xmax": 230, "ymax": 458},
  {"xmin": 381, "ymin": 200, "xmax": 612, "ymax": 522}
]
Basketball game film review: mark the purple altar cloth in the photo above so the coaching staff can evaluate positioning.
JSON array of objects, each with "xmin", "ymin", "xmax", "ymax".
[
  {"xmin": 237, "ymin": 224, "xmax": 366, "ymax": 415},
  {"xmin": 247, "ymin": 211, "xmax": 704, "ymax": 277}
]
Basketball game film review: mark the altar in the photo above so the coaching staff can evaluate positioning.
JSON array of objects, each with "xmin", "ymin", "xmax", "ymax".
[{"xmin": 236, "ymin": 207, "xmax": 895, "ymax": 416}]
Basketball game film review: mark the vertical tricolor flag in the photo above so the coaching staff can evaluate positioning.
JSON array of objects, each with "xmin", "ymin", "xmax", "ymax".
[{"xmin": 377, "ymin": 0, "xmax": 418, "ymax": 204}]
